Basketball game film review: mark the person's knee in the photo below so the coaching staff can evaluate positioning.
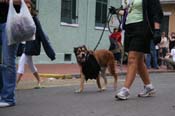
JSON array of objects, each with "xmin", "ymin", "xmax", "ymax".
[{"xmin": 128, "ymin": 56, "xmax": 136, "ymax": 65}]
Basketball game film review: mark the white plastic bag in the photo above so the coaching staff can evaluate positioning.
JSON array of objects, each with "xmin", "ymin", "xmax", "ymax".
[{"xmin": 6, "ymin": 0, "xmax": 36, "ymax": 45}]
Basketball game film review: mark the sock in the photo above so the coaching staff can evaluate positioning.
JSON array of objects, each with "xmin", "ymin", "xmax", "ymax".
[
  {"xmin": 145, "ymin": 83, "xmax": 154, "ymax": 89},
  {"xmin": 121, "ymin": 87, "xmax": 129, "ymax": 92}
]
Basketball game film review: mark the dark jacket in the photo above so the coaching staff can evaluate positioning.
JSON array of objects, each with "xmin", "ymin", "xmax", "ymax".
[
  {"xmin": 142, "ymin": 0, "xmax": 163, "ymax": 35},
  {"xmin": 17, "ymin": 16, "xmax": 56, "ymax": 61}
]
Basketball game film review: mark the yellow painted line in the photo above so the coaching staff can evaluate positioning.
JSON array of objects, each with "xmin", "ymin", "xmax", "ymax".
[{"xmin": 39, "ymin": 73, "xmax": 72, "ymax": 79}]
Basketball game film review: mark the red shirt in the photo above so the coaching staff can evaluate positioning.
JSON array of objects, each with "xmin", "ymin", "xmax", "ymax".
[{"xmin": 109, "ymin": 32, "xmax": 122, "ymax": 44}]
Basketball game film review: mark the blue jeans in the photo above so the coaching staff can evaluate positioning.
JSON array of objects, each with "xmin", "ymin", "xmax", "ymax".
[
  {"xmin": 146, "ymin": 40, "xmax": 158, "ymax": 68},
  {"xmin": 0, "ymin": 23, "xmax": 18, "ymax": 103},
  {"xmin": 0, "ymin": 27, "xmax": 2, "ymax": 93}
]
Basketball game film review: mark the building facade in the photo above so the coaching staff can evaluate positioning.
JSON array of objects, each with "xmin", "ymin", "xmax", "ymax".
[
  {"xmin": 160, "ymin": 0, "xmax": 175, "ymax": 35},
  {"xmin": 29, "ymin": 0, "xmax": 121, "ymax": 64},
  {"xmin": 29, "ymin": 0, "xmax": 175, "ymax": 64}
]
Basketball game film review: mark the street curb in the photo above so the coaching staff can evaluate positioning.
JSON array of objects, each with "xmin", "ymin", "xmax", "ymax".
[
  {"xmin": 39, "ymin": 70, "xmax": 175, "ymax": 79},
  {"xmin": 39, "ymin": 74, "xmax": 73, "ymax": 79}
]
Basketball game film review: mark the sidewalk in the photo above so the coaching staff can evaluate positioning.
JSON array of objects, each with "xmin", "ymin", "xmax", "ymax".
[
  {"xmin": 36, "ymin": 64, "xmax": 174, "ymax": 78},
  {"xmin": 16, "ymin": 64, "xmax": 175, "ymax": 89}
]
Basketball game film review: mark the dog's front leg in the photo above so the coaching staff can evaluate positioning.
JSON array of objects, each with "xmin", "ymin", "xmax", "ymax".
[
  {"xmin": 75, "ymin": 73, "xmax": 85, "ymax": 93},
  {"xmin": 96, "ymin": 76, "xmax": 102, "ymax": 92},
  {"xmin": 101, "ymin": 67, "xmax": 107, "ymax": 91}
]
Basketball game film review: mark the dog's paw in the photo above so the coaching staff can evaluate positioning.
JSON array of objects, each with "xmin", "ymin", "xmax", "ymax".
[
  {"xmin": 97, "ymin": 88, "xmax": 106, "ymax": 92},
  {"xmin": 102, "ymin": 86, "xmax": 107, "ymax": 91},
  {"xmin": 75, "ymin": 89, "xmax": 83, "ymax": 93}
]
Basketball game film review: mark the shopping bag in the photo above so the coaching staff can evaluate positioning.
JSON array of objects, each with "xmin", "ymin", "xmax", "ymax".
[{"xmin": 6, "ymin": 0, "xmax": 36, "ymax": 45}]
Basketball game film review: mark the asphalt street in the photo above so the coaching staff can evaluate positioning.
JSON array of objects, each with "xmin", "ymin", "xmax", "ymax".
[{"xmin": 0, "ymin": 72, "xmax": 175, "ymax": 116}]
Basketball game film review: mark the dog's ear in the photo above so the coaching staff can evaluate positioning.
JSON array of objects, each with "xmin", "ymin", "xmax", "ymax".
[{"xmin": 82, "ymin": 45, "xmax": 87, "ymax": 50}]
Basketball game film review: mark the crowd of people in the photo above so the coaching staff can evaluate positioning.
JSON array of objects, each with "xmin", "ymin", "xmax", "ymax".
[
  {"xmin": 109, "ymin": 29, "xmax": 175, "ymax": 70},
  {"xmin": 145, "ymin": 31, "xmax": 175, "ymax": 70}
]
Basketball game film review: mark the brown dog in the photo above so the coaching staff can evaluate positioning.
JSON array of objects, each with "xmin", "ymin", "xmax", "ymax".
[{"xmin": 74, "ymin": 45, "xmax": 118, "ymax": 93}]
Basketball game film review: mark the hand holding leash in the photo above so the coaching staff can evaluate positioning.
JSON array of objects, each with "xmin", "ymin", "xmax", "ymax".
[
  {"xmin": 109, "ymin": 6, "xmax": 124, "ymax": 15},
  {"xmin": 109, "ymin": 6, "xmax": 117, "ymax": 14}
]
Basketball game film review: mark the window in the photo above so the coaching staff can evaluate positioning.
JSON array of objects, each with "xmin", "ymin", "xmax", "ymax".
[
  {"xmin": 61, "ymin": 0, "xmax": 78, "ymax": 24},
  {"xmin": 64, "ymin": 54, "xmax": 71, "ymax": 61},
  {"xmin": 161, "ymin": 16, "xmax": 169, "ymax": 36},
  {"xmin": 95, "ymin": 0, "xmax": 108, "ymax": 27}
]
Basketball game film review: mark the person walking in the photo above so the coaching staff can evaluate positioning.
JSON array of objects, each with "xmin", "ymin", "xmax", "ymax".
[
  {"xmin": 0, "ymin": 0, "xmax": 32, "ymax": 108},
  {"xmin": 16, "ymin": 52, "xmax": 41, "ymax": 88},
  {"xmin": 16, "ymin": 1, "xmax": 41, "ymax": 88},
  {"xmin": 16, "ymin": 1, "xmax": 56, "ymax": 88},
  {"xmin": 115, "ymin": 0, "xmax": 163, "ymax": 100}
]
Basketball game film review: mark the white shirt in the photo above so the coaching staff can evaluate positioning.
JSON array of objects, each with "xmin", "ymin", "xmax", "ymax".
[
  {"xmin": 171, "ymin": 48, "xmax": 175, "ymax": 62},
  {"xmin": 159, "ymin": 36, "xmax": 168, "ymax": 48}
]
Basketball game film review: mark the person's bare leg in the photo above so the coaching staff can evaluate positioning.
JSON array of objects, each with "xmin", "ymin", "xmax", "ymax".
[
  {"xmin": 124, "ymin": 51, "xmax": 139, "ymax": 89},
  {"xmin": 16, "ymin": 73, "xmax": 23, "ymax": 84},
  {"xmin": 137, "ymin": 54, "xmax": 156, "ymax": 97},
  {"xmin": 33, "ymin": 72, "xmax": 41, "ymax": 87},
  {"xmin": 137, "ymin": 54, "xmax": 151, "ymax": 85}
]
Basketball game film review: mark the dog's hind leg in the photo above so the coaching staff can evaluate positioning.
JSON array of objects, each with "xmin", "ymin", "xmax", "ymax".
[
  {"xmin": 101, "ymin": 67, "xmax": 107, "ymax": 91},
  {"xmin": 108, "ymin": 61, "xmax": 118, "ymax": 90},
  {"xmin": 112, "ymin": 73, "xmax": 118, "ymax": 90}
]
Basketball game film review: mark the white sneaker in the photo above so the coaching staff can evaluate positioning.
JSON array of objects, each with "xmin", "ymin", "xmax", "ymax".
[
  {"xmin": 115, "ymin": 87, "xmax": 130, "ymax": 100},
  {"xmin": 0, "ymin": 102, "xmax": 15, "ymax": 108},
  {"xmin": 138, "ymin": 85, "xmax": 156, "ymax": 97}
]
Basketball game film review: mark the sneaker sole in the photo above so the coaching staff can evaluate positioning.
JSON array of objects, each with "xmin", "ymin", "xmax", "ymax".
[
  {"xmin": 115, "ymin": 95, "xmax": 129, "ymax": 100},
  {"xmin": 0, "ymin": 103, "xmax": 16, "ymax": 108},
  {"xmin": 138, "ymin": 90, "xmax": 156, "ymax": 97}
]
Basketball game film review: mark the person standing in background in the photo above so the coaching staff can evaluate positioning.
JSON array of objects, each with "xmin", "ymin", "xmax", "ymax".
[
  {"xmin": 169, "ymin": 32, "xmax": 175, "ymax": 52},
  {"xmin": 159, "ymin": 32, "xmax": 169, "ymax": 58},
  {"xmin": 146, "ymin": 40, "xmax": 159, "ymax": 69},
  {"xmin": 109, "ymin": 28, "xmax": 122, "ymax": 64},
  {"xmin": 161, "ymin": 45, "xmax": 175, "ymax": 70},
  {"xmin": 159, "ymin": 32, "xmax": 169, "ymax": 66}
]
